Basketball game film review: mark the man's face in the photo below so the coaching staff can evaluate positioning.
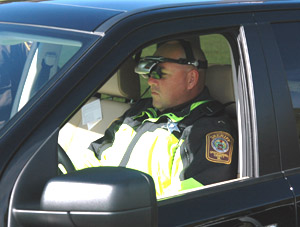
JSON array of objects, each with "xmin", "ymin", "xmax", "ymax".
[
  {"xmin": 147, "ymin": 62, "xmax": 191, "ymax": 111},
  {"xmin": 147, "ymin": 43, "xmax": 193, "ymax": 111}
]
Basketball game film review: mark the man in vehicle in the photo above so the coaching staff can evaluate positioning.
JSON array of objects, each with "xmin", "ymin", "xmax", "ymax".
[{"xmin": 89, "ymin": 38, "xmax": 238, "ymax": 197}]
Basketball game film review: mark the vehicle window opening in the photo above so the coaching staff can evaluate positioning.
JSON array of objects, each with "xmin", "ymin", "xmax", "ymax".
[{"xmin": 58, "ymin": 32, "xmax": 242, "ymax": 198}]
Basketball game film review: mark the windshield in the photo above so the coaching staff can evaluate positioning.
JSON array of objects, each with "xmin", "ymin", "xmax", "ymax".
[{"xmin": 0, "ymin": 27, "xmax": 94, "ymax": 130}]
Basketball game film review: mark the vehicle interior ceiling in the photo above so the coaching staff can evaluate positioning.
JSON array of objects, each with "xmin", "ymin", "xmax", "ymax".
[{"xmin": 58, "ymin": 34, "xmax": 239, "ymax": 179}]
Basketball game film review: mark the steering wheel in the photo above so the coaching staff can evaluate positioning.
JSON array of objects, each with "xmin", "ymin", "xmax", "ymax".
[{"xmin": 58, "ymin": 144, "xmax": 76, "ymax": 174}]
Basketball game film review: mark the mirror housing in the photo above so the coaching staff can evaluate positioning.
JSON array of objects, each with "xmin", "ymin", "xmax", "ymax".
[{"xmin": 14, "ymin": 167, "xmax": 157, "ymax": 227}]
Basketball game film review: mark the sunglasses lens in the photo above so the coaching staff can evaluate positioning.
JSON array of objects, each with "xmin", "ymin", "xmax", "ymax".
[
  {"xmin": 150, "ymin": 71, "xmax": 161, "ymax": 79},
  {"xmin": 149, "ymin": 65, "xmax": 164, "ymax": 79},
  {"xmin": 136, "ymin": 58, "xmax": 167, "ymax": 80}
]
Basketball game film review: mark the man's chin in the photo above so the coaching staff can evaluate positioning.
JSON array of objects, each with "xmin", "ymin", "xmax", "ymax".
[
  {"xmin": 152, "ymin": 101, "xmax": 165, "ymax": 112},
  {"xmin": 152, "ymin": 100, "xmax": 160, "ymax": 109}
]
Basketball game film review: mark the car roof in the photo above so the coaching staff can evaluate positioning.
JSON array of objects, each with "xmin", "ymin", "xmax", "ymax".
[{"xmin": 0, "ymin": 0, "xmax": 300, "ymax": 32}]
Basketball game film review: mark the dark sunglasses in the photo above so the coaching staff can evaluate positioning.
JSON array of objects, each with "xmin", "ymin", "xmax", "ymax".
[
  {"xmin": 145, "ymin": 65, "xmax": 165, "ymax": 79},
  {"xmin": 135, "ymin": 56, "xmax": 207, "ymax": 79}
]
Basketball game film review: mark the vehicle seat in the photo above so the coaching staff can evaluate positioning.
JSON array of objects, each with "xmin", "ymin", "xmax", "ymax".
[
  {"xmin": 58, "ymin": 58, "xmax": 140, "ymax": 170},
  {"xmin": 205, "ymin": 64, "xmax": 236, "ymax": 117},
  {"xmin": 89, "ymin": 58, "xmax": 140, "ymax": 134}
]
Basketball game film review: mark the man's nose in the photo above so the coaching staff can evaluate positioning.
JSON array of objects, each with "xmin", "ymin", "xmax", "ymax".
[{"xmin": 147, "ymin": 77, "xmax": 158, "ymax": 86}]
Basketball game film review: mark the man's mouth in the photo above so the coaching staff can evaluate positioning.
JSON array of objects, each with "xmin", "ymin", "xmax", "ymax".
[{"xmin": 151, "ymin": 89, "xmax": 159, "ymax": 95}]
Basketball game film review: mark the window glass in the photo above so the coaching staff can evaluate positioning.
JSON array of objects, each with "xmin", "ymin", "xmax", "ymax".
[
  {"xmin": 0, "ymin": 29, "xmax": 87, "ymax": 130},
  {"xmin": 272, "ymin": 22, "xmax": 300, "ymax": 146}
]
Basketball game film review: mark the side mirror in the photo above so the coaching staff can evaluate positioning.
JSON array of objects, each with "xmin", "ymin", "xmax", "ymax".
[{"xmin": 13, "ymin": 167, "xmax": 157, "ymax": 227}]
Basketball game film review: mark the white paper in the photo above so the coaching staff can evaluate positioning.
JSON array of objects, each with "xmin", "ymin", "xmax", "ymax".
[{"xmin": 81, "ymin": 99, "xmax": 102, "ymax": 130}]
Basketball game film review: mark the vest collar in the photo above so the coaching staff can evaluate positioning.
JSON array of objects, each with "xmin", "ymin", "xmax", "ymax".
[
  {"xmin": 159, "ymin": 86, "xmax": 212, "ymax": 117},
  {"xmin": 136, "ymin": 87, "xmax": 213, "ymax": 122}
]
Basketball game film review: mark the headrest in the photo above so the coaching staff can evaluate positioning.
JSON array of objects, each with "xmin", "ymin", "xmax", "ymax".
[
  {"xmin": 206, "ymin": 65, "xmax": 235, "ymax": 115},
  {"xmin": 99, "ymin": 58, "xmax": 140, "ymax": 100},
  {"xmin": 183, "ymin": 36, "xmax": 207, "ymax": 63}
]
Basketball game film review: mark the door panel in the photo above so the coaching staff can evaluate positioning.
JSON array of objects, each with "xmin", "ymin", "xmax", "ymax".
[
  {"xmin": 259, "ymin": 16, "xmax": 300, "ymax": 227},
  {"xmin": 158, "ymin": 174, "xmax": 295, "ymax": 226}
]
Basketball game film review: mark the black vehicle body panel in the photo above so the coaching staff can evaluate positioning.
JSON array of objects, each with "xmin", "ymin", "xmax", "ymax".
[
  {"xmin": 0, "ymin": 1, "xmax": 123, "ymax": 32},
  {"xmin": 0, "ymin": 0, "xmax": 300, "ymax": 226},
  {"xmin": 158, "ymin": 174, "xmax": 295, "ymax": 226},
  {"xmin": 254, "ymin": 9, "xmax": 300, "ymax": 171}
]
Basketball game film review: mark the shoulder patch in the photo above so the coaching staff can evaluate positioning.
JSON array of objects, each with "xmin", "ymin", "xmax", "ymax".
[{"xmin": 206, "ymin": 131, "xmax": 234, "ymax": 164}]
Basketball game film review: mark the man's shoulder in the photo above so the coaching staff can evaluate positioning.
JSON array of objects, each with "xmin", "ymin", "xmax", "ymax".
[
  {"xmin": 179, "ymin": 99, "xmax": 226, "ymax": 123},
  {"xmin": 191, "ymin": 112, "xmax": 237, "ymax": 138},
  {"xmin": 178, "ymin": 99, "xmax": 236, "ymax": 136}
]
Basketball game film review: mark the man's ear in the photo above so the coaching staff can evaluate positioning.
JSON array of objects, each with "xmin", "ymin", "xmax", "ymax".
[{"xmin": 187, "ymin": 69, "xmax": 199, "ymax": 90}]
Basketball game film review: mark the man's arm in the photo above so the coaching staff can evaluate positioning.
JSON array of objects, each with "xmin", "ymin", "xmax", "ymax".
[
  {"xmin": 89, "ymin": 117, "xmax": 124, "ymax": 159},
  {"xmin": 88, "ymin": 98, "xmax": 153, "ymax": 160},
  {"xmin": 180, "ymin": 116, "xmax": 238, "ymax": 186}
]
